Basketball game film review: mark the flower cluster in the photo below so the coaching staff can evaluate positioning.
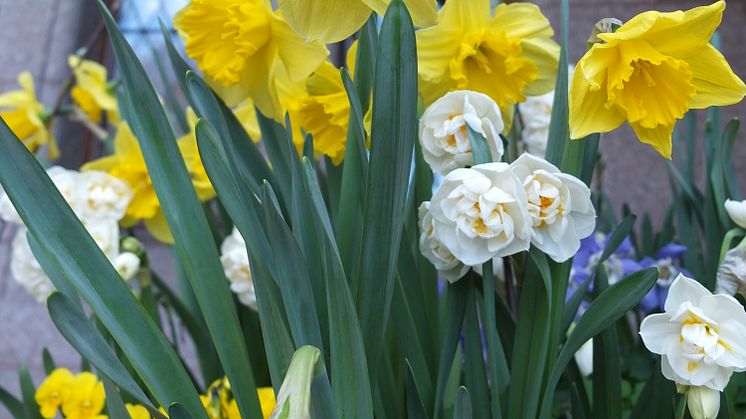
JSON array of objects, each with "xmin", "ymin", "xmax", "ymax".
[
  {"xmin": 201, "ymin": 377, "xmax": 275, "ymax": 419},
  {"xmin": 0, "ymin": 167, "xmax": 139, "ymax": 302},
  {"xmin": 35, "ymin": 368, "xmax": 107, "ymax": 419},
  {"xmin": 418, "ymin": 91, "xmax": 596, "ymax": 282},
  {"xmin": 220, "ymin": 227, "xmax": 257, "ymax": 309}
]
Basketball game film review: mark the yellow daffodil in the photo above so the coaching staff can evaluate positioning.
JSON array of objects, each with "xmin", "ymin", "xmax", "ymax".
[
  {"xmin": 417, "ymin": 0, "xmax": 559, "ymax": 131},
  {"xmin": 61, "ymin": 372, "xmax": 106, "ymax": 419},
  {"xmin": 570, "ymin": 1, "xmax": 746, "ymax": 158},
  {"xmin": 174, "ymin": 0, "xmax": 328, "ymax": 121},
  {"xmin": 285, "ymin": 43, "xmax": 360, "ymax": 165},
  {"xmin": 126, "ymin": 404, "xmax": 152, "ymax": 419},
  {"xmin": 83, "ymin": 122, "xmax": 213, "ymax": 243},
  {"xmin": 35, "ymin": 368, "xmax": 74, "ymax": 418},
  {"xmin": 202, "ymin": 378, "xmax": 275, "ymax": 419},
  {"xmin": 68, "ymin": 55, "xmax": 119, "ymax": 124},
  {"xmin": 279, "ymin": 0, "xmax": 437, "ymax": 43},
  {"xmin": 0, "ymin": 72, "xmax": 58, "ymax": 159}
]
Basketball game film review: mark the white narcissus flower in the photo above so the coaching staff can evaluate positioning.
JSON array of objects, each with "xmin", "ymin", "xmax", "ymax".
[
  {"xmin": 429, "ymin": 163, "xmax": 530, "ymax": 266},
  {"xmin": 509, "ymin": 153, "xmax": 596, "ymax": 262},
  {"xmin": 78, "ymin": 170, "xmax": 133, "ymax": 221},
  {"xmin": 114, "ymin": 252, "xmax": 141, "ymax": 281},
  {"xmin": 10, "ymin": 229, "xmax": 55, "ymax": 303},
  {"xmin": 725, "ymin": 199, "xmax": 746, "ymax": 229},
  {"xmin": 418, "ymin": 201, "xmax": 469, "ymax": 283},
  {"xmin": 419, "ymin": 91, "xmax": 504, "ymax": 175},
  {"xmin": 574, "ymin": 338, "xmax": 594, "ymax": 377},
  {"xmin": 639, "ymin": 274, "xmax": 746, "ymax": 391},
  {"xmin": 220, "ymin": 227, "xmax": 257, "ymax": 309}
]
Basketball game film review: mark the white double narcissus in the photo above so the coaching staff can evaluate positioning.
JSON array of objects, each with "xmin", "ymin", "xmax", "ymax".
[
  {"xmin": 509, "ymin": 153, "xmax": 596, "ymax": 262},
  {"xmin": 419, "ymin": 90, "xmax": 504, "ymax": 175},
  {"xmin": 418, "ymin": 201, "xmax": 469, "ymax": 282},
  {"xmin": 429, "ymin": 163, "xmax": 530, "ymax": 266},
  {"xmin": 640, "ymin": 274, "xmax": 746, "ymax": 391},
  {"xmin": 220, "ymin": 227, "xmax": 257, "ymax": 310}
]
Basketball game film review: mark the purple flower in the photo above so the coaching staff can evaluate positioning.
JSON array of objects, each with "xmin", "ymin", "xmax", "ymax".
[
  {"xmin": 567, "ymin": 233, "xmax": 640, "ymax": 301},
  {"xmin": 638, "ymin": 243, "xmax": 691, "ymax": 312}
]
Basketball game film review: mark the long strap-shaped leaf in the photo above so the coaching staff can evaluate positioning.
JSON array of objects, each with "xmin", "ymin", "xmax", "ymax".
[
  {"xmin": 0, "ymin": 117, "xmax": 203, "ymax": 412},
  {"xmin": 94, "ymin": 2, "xmax": 261, "ymax": 416},
  {"xmin": 356, "ymin": 0, "xmax": 418, "ymax": 375}
]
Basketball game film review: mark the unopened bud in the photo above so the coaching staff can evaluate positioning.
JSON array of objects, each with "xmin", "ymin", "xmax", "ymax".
[
  {"xmin": 587, "ymin": 18, "xmax": 624, "ymax": 50},
  {"xmin": 687, "ymin": 386, "xmax": 720, "ymax": 419}
]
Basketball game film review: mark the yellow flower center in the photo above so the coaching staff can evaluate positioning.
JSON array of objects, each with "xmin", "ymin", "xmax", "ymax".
[
  {"xmin": 606, "ymin": 44, "xmax": 695, "ymax": 129},
  {"xmin": 176, "ymin": 0, "xmax": 271, "ymax": 86},
  {"xmin": 450, "ymin": 29, "xmax": 538, "ymax": 107}
]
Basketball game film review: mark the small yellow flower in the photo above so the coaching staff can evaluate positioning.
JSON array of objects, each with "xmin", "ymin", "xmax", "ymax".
[
  {"xmin": 0, "ymin": 72, "xmax": 58, "ymax": 159},
  {"xmin": 126, "ymin": 404, "xmax": 152, "ymax": 419},
  {"xmin": 570, "ymin": 1, "xmax": 746, "ymax": 158},
  {"xmin": 202, "ymin": 378, "xmax": 275, "ymax": 419},
  {"xmin": 83, "ymin": 122, "xmax": 214, "ymax": 243},
  {"xmin": 68, "ymin": 55, "xmax": 119, "ymax": 124},
  {"xmin": 279, "ymin": 0, "xmax": 437, "ymax": 43},
  {"xmin": 174, "ymin": 0, "xmax": 328, "ymax": 121},
  {"xmin": 35, "ymin": 368, "xmax": 74, "ymax": 418},
  {"xmin": 417, "ymin": 0, "xmax": 559, "ymax": 130},
  {"xmin": 61, "ymin": 372, "xmax": 106, "ymax": 419}
]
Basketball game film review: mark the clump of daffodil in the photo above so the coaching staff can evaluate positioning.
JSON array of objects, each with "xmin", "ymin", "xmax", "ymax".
[
  {"xmin": 201, "ymin": 377, "xmax": 276, "ymax": 419},
  {"xmin": 0, "ymin": 71, "xmax": 59, "ymax": 159},
  {"xmin": 174, "ymin": 0, "xmax": 328, "ymax": 121},
  {"xmin": 68, "ymin": 55, "xmax": 119, "ymax": 124},
  {"xmin": 417, "ymin": 0, "xmax": 559, "ymax": 130},
  {"xmin": 285, "ymin": 43, "xmax": 362, "ymax": 164},
  {"xmin": 570, "ymin": 1, "xmax": 746, "ymax": 158},
  {"xmin": 83, "ymin": 122, "xmax": 214, "ymax": 243},
  {"xmin": 279, "ymin": 0, "xmax": 437, "ymax": 43},
  {"xmin": 35, "ymin": 368, "xmax": 74, "ymax": 418}
]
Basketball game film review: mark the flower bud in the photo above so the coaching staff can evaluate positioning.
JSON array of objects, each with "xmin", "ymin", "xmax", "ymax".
[
  {"xmin": 270, "ymin": 346, "xmax": 321, "ymax": 419},
  {"xmin": 716, "ymin": 245, "xmax": 746, "ymax": 296},
  {"xmin": 114, "ymin": 252, "xmax": 141, "ymax": 281},
  {"xmin": 725, "ymin": 199, "xmax": 746, "ymax": 229},
  {"xmin": 120, "ymin": 236, "xmax": 145, "ymax": 258},
  {"xmin": 687, "ymin": 386, "xmax": 720, "ymax": 419},
  {"xmin": 587, "ymin": 18, "xmax": 623, "ymax": 49}
]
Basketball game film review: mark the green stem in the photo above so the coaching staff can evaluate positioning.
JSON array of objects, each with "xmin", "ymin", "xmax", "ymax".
[{"xmin": 718, "ymin": 227, "xmax": 745, "ymax": 263}]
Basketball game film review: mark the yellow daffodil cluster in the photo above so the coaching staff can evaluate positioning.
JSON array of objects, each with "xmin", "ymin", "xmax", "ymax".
[
  {"xmin": 201, "ymin": 377, "xmax": 275, "ymax": 419},
  {"xmin": 68, "ymin": 55, "xmax": 120, "ymax": 124},
  {"xmin": 35, "ymin": 369, "xmax": 106, "ymax": 419},
  {"xmin": 0, "ymin": 72, "xmax": 58, "ymax": 159},
  {"xmin": 570, "ymin": 1, "xmax": 746, "ymax": 158}
]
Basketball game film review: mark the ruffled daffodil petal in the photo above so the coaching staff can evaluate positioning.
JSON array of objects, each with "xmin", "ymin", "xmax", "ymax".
[
  {"xmin": 278, "ymin": 0, "xmax": 372, "ymax": 44},
  {"xmin": 570, "ymin": 1, "xmax": 746, "ymax": 158}
]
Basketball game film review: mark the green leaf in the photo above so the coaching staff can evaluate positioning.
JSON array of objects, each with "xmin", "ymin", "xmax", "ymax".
[
  {"xmin": 19, "ymin": 365, "xmax": 41, "ymax": 419},
  {"xmin": 356, "ymin": 0, "xmax": 418, "ymax": 375},
  {"xmin": 195, "ymin": 118, "xmax": 294, "ymax": 389},
  {"xmin": 463, "ymin": 280, "xmax": 490, "ymax": 419},
  {"xmin": 467, "ymin": 126, "xmax": 493, "ymax": 164},
  {"xmin": 0, "ymin": 384, "xmax": 25, "ymax": 419},
  {"xmin": 27, "ymin": 233, "xmax": 79, "ymax": 305},
  {"xmin": 628, "ymin": 360, "xmax": 674, "ymax": 419},
  {"xmin": 103, "ymin": 377, "xmax": 131, "ymax": 419},
  {"xmin": 539, "ymin": 268, "xmax": 659, "ymax": 418},
  {"xmin": 600, "ymin": 214, "xmax": 637, "ymax": 263},
  {"xmin": 434, "ymin": 281, "xmax": 469, "ymax": 419},
  {"xmin": 721, "ymin": 118, "xmax": 741, "ymax": 200},
  {"xmin": 261, "ymin": 183, "xmax": 325, "ymax": 353},
  {"xmin": 591, "ymin": 268, "xmax": 621, "ymax": 419},
  {"xmin": 0, "ymin": 116, "xmax": 201, "ymax": 412},
  {"xmin": 406, "ymin": 360, "xmax": 429, "ymax": 419},
  {"xmin": 257, "ymin": 111, "xmax": 293, "ymax": 197},
  {"xmin": 544, "ymin": 0, "xmax": 569, "ymax": 167},
  {"xmin": 46, "ymin": 293, "xmax": 155, "ymax": 408},
  {"xmin": 353, "ymin": 14, "xmax": 378, "ymax": 112},
  {"xmin": 508, "ymin": 252, "xmax": 551, "ymax": 419},
  {"xmin": 96, "ymin": 2, "xmax": 261, "ymax": 416},
  {"xmin": 453, "ymin": 387, "xmax": 473, "ymax": 419},
  {"xmin": 168, "ymin": 404, "xmax": 194, "ymax": 419},
  {"xmin": 42, "ymin": 349, "xmax": 56, "ymax": 375},
  {"xmin": 303, "ymin": 159, "xmax": 373, "ymax": 419}
]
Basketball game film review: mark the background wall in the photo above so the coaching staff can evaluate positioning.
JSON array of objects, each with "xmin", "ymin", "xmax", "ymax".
[{"xmin": 0, "ymin": 0, "xmax": 744, "ymax": 409}]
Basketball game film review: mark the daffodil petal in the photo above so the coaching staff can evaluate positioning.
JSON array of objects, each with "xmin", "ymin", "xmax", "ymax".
[
  {"xmin": 492, "ymin": 2, "xmax": 554, "ymax": 40},
  {"xmin": 270, "ymin": 14, "xmax": 329, "ymax": 83},
  {"xmin": 278, "ymin": 0, "xmax": 372, "ymax": 43},
  {"xmin": 687, "ymin": 44, "xmax": 746, "ymax": 109},
  {"xmin": 630, "ymin": 122, "xmax": 674, "ymax": 159},
  {"xmin": 144, "ymin": 211, "xmax": 175, "ymax": 244},
  {"xmin": 362, "ymin": 0, "xmax": 437, "ymax": 28},
  {"xmin": 649, "ymin": 1, "xmax": 725, "ymax": 57},
  {"xmin": 569, "ymin": 68, "xmax": 624, "ymax": 139},
  {"xmin": 416, "ymin": 25, "xmax": 462, "ymax": 86},
  {"xmin": 436, "ymin": 0, "xmax": 490, "ymax": 30},
  {"xmin": 521, "ymin": 37, "xmax": 560, "ymax": 96}
]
